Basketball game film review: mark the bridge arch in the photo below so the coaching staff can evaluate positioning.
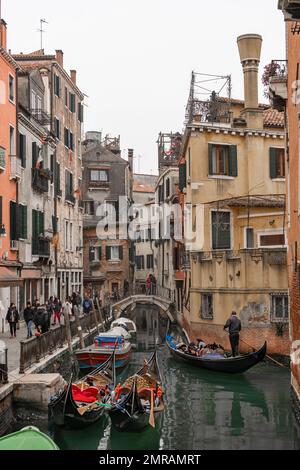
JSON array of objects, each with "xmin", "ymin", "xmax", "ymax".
[{"xmin": 111, "ymin": 295, "xmax": 175, "ymax": 323}]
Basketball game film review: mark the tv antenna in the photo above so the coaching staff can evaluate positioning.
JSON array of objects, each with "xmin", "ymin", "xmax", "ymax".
[{"xmin": 37, "ymin": 18, "xmax": 48, "ymax": 50}]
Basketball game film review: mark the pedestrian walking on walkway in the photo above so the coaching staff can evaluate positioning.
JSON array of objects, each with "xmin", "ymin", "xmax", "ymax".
[
  {"xmin": 23, "ymin": 301, "xmax": 34, "ymax": 339},
  {"xmin": 6, "ymin": 303, "xmax": 20, "ymax": 338},
  {"xmin": 52, "ymin": 298, "xmax": 62, "ymax": 325}
]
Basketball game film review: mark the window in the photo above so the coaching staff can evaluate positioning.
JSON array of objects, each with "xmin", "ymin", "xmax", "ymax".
[
  {"xmin": 107, "ymin": 246, "xmax": 123, "ymax": 261},
  {"xmin": 245, "ymin": 227, "xmax": 254, "ymax": 249},
  {"xmin": 90, "ymin": 169, "xmax": 109, "ymax": 182},
  {"xmin": 31, "ymin": 90, "xmax": 36, "ymax": 109},
  {"xmin": 271, "ymin": 294, "xmax": 289, "ymax": 322},
  {"xmin": 147, "ymin": 254, "xmax": 154, "ymax": 270},
  {"xmin": 78, "ymin": 102, "xmax": 84, "ymax": 123},
  {"xmin": 106, "ymin": 201, "xmax": 119, "ymax": 222},
  {"xmin": 9, "ymin": 126, "xmax": 15, "ymax": 155},
  {"xmin": 32, "ymin": 142, "xmax": 40, "ymax": 169},
  {"xmin": 135, "ymin": 255, "xmax": 145, "ymax": 270},
  {"xmin": 65, "ymin": 171, "xmax": 73, "ymax": 197},
  {"xmin": 84, "ymin": 201, "xmax": 95, "ymax": 215},
  {"xmin": 201, "ymin": 294, "xmax": 213, "ymax": 320},
  {"xmin": 166, "ymin": 178, "xmax": 170, "ymax": 198},
  {"xmin": 209, "ymin": 144, "xmax": 237, "ymax": 177},
  {"xmin": 270, "ymin": 148, "xmax": 285, "ymax": 179},
  {"xmin": 90, "ymin": 246, "xmax": 102, "ymax": 262},
  {"xmin": 19, "ymin": 133, "xmax": 26, "ymax": 168},
  {"xmin": 10, "ymin": 201, "xmax": 19, "ymax": 241},
  {"xmin": 70, "ymin": 222, "xmax": 73, "ymax": 252},
  {"xmin": 55, "ymin": 118, "xmax": 61, "ymax": 140},
  {"xmin": 64, "ymin": 128, "xmax": 69, "ymax": 148},
  {"xmin": 65, "ymin": 220, "xmax": 69, "ymax": 250},
  {"xmin": 179, "ymin": 162, "xmax": 187, "ymax": 192},
  {"xmin": 54, "ymin": 74, "xmax": 61, "ymax": 97},
  {"xmin": 32, "ymin": 209, "xmax": 44, "ymax": 255},
  {"xmin": 55, "ymin": 162, "xmax": 61, "ymax": 195},
  {"xmin": 211, "ymin": 211, "xmax": 231, "ymax": 250},
  {"xmin": 9, "ymin": 74, "xmax": 15, "ymax": 102},
  {"xmin": 0, "ymin": 147, "xmax": 5, "ymax": 169},
  {"xmin": 19, "ymin": 205, "xmax": 27, "ymax": 240},
  {"xmin": 70, "ymin": 132, "xmax": 74, "ymax": 151},
  {"xmin": 65, "ymin": 87, "xmax": 68, "ymax": 107},
  {"xmin": 259, "ymin": 232, "xmax": 285, "ymax": 247},
  {"xmin": 158, "ymin": 185, "xmax": 164, "ymax": 203},
  {"xmin": 69, "ymin": 93, "xmax": 76, "ymax": 113}
]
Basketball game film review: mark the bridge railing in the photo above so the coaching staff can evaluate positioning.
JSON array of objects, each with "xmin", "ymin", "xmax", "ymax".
[{"xmin": 19, "ymin": 310, "xmax": 104, "ymax": 374}]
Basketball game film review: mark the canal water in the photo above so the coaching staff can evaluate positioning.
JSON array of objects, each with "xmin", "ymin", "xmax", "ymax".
[{"xmin": 13, "ymin": 306, "xmax": 300, "ymax": 450}]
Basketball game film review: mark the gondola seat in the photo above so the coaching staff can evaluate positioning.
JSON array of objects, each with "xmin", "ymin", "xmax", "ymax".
[{"xmin": 71, "ymin": 384, "xmax": 99, "ymax": 403}]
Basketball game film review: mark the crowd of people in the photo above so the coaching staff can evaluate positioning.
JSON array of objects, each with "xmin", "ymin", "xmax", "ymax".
[{"xmin": 5, "ymin": 292, "xmax": 96, "ymax": 340}]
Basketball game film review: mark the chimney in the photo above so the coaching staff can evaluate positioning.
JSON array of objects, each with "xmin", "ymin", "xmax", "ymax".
[
  {"xmin": 128, "ymin": 149, "xmax": 134, "ymax": 173},
  {"xmin": 70, "ymin": 70, "xmax": 77, "ymax": 85},
  {"xmin": 0, "ymin": 20, "xmax": 7, "ymax": 50},
  {"xmin": 237, "ymin": 34, "xmax": 263, "ymax": 128},
  {"xmin": 55, "ymin": 50, "xmax": 64, "ymax": 67}
]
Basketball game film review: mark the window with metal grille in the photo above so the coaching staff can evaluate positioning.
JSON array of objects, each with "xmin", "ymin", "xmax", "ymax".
[
  {"xmin": 271, "ymin": 294, "xmax": 289, "ymax": 322},
  {"xmin": 211, "ymin": 211, "xmax": 231, "ymax": 250},
  {"xmin": 201, "ymin": 294, "xmax": 213, "ymax": 320}
]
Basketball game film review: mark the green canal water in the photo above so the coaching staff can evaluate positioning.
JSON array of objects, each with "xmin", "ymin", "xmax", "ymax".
[{"xmin": 15, "ymin": 306, "xmax": 300, "ymax": 450}]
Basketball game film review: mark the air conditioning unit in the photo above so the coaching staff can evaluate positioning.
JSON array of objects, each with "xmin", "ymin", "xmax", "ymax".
[
  {"xmin": 10, "ymin": 240, "xmax": 19, "ymax": 251},
  {"xmin": 279, "ymin": 0, "xmax": 300, "ymax": 19}
]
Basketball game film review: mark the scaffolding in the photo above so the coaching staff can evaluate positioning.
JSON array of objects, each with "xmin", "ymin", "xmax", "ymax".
[{"xmin": 185, "ymin": 72, "xmax": 232, "ymax": 126}]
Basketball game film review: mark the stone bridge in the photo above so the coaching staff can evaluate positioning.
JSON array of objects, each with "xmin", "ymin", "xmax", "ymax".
[{"xmin": 110, "ymin": 295, "xmax": 175, "ymax": 322}]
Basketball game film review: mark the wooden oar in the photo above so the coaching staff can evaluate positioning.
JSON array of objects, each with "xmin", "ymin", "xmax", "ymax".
[
  {"xmin": 149, "ymin": 390, "xmax": 155, "ymax": 428},
  {"xmin": 239, "ymin": 338, "xmax": 287, "ymax": 369},
  {"xmin": 77, "ymin": 401, "xmax": 112, "ymax": 416}
]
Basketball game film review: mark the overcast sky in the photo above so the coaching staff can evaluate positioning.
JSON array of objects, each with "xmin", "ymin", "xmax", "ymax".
[{"xmin": 3, "ymin": 0, "xmax": 285, "ymax": 175}]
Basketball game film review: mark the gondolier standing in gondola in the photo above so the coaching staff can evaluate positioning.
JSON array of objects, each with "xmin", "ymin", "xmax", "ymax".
[{"xmin": 224, "ymin": 311, "xmax": 241, "ymax": 357}]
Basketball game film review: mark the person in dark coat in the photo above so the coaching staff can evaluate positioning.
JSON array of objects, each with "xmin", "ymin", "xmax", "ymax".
[
  {"xmin": 34, "ymin": 305, "xmax": 50, "ymax": 334},
  {"xmin": 224, "ymin": 311, "xmax": 242, "ymax": 357},
  {"xmin": 6, "ymin": 303, "xmax": 20, "ymax": 338},
  {"xmin": 23, "ymin": 301, "xmax": 34, "ymax": 339}
]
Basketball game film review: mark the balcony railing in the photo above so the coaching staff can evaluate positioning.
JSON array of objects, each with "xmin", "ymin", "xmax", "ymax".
[
  {"xmin": 65, "ymin": 193, "xmax": 76, "ymax": 204},
  {"xmin": 30, "ymin": 108, "xmax": 51, "ymax": 126},
  {"xmin": 10, "ymin": 155, "xmax": 21, "ymax": 180},
  {"xmin": 32, "ymin": 168, "xmax": 50, "ymax": 193},
  {"xmin": 269, "ymin": 60, "xmax": 288, "ymax": 80},
  {"xmin": 32, "ymin": 237, "xmax": 50, "ymax": 258},
  {"xmin": 269, "ymin": 60, "xmax": 288, "ymax": 112}
]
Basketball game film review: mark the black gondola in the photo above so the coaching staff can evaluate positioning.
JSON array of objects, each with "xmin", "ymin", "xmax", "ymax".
[
  {"xmin": 48, "ymin": 352, "xmax": 116, "ymax": 429},
  {"xmin": 166, "ymin": 336, "xmax": 267, "ymax": 374},
  {"xmin": 109, "ymin": 351, "xmax": 165, "ymax": 432}
]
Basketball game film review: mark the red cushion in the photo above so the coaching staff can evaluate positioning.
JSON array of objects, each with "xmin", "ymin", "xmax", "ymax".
[{"xmin": 72, "ymin": 385, "xmax": 99, "ymax": 403}]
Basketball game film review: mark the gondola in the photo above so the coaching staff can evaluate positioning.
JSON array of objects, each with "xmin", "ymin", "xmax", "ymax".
[
  {"xmin": 48, "ymin": 351, "xmax": 116, "ymax": 429},
  {"xmin": 109, "ymin": 351, "xmax": 165, "ymax": 432},
  {"xmin": 166, "ymin": 336, "xmax": 267, "ymax": 374}
]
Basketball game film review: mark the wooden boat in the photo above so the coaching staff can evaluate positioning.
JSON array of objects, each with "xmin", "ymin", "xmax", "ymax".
[
  {"xmin": 0, "ymin": 426, "xmax": 59, "ymax": 450},
  {"xmin": 111, "ymin": 317, "xmax": 137, "ymax": 340},
  {"xmin": 48, "ymin": 352, "xmax": 116, "ymax": 429},
  {"xmin": 166, "ymin": 336, "xmax": 267, "ymax": 374},
  {"xmin": 109, "ymin": 351, "xmax": 165, "ymax": 432},
  {"xmin": 75, "ymin": 329, "xmax": 131, "ymax": 371}
]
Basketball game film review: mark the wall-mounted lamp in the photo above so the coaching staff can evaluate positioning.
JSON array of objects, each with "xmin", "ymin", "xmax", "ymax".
[
  {"xmin": 269, "ymin": 220, "xmax": 275, "ymax": 226},
  {"xmin": 0, "ymin": 224, "xmax": 6, "ymax": 237},
  {"xmin": 236, "ymin": 271, "xmax": 241, "ymax": 277},
  {"xmin": 209, "ymin": 275, "xmax": 213, "ymax": 282}
]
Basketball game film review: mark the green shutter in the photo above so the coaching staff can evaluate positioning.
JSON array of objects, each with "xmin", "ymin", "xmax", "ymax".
[
  {"xmin": 19, "ymin": 133, "xmax": 26, "ymax": 168},
  {"xmin": 32, "ymin": 210, "xmax": 39, "ymax": 255},
  {"xmin": 229, "ymin": 145, "xmax": 238, "ymax": 177},
  {"xmin": 20, "ymin": 205, "xmax": 27, "ymax": 239},
  {"xmin": 106, "ymin": 246, "xmax": 110, "ymax": 260},
  {"xmin": 38, "ymin": 212, "xmax": 44, "ymax": 236},
  {"xmin": 32, "ymin": 142, "xmax": 37, "ymax": 168},
  {"xmin": 208, "ymin": 144, "xmax": 213, "ymax": 175},
  {"xmin": 179, "ymin": 163, "xmax": 187, "ymax": 192},
  {"xmin": 270, "ymin": 148, "xmax": 277, "ymax": 179},
  {"xmin": 89, "ymin": 247, "xmax": 94, "ymax": 262},
  {"xmin": 119, "ymin": 246, "xmax": 123, "ymax": 260},
  {"xmin": 10, "ymin": 201, "xmax": 18, "ymax": 241}
]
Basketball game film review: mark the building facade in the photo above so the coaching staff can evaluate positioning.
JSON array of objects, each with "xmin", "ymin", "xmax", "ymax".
[
  {"xmin": 0, "ymin": 19, "xmax": 23, "ymax": 320},
  {"xmin": 17, "ymin": 67, "xmax": 57, "ymax": 309},
  {"xmin": 82, "ymin": 132, "xmax": 132, "ymax": 300},
  {"xmin": 13, "ymin": 49, "xmax": 85, "ymax": 302},
  {"xmin": 180, "ymin": 34, "xmax": 289, "ymax": 356},
  {"xmin": 276, "ymin": 0, "xmax": 300, "ymax": 413},
  {"xmin": 133, "ymin": 174, "xmax": 156, "ymax": 292}
]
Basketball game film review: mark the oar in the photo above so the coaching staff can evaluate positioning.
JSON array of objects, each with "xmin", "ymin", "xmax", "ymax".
[
  {"xmin": 77, "ymin": 401, "xmax": 113, "ymax": 416},
  {"xmin": 149, "ymin": 390, "xmax": 155, "ymax": 428},
  {"xmin": 239, "ymin": 338, "xmax": 287, "ymax": 369}
]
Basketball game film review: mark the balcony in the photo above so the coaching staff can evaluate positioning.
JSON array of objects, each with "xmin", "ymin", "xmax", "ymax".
[
  {"xmin": 32, "ymin": 168, "xmax": 50, "ymax": 193},
  {"xmin": 10, "ymin": 155, "xmax": 21, "ymax": 180},
  {"xmin": 32, "ymin": 237, "xmax": 50, "ymax": 258},
  {"xmin": 65, "ymin": 193, "xmax": 76, "ymax": 205},
  {"xmin": 268, "ymin": 60, "xmax": 288, "ymax": 112},
  {"xmin": 279, "ymin": 0, "xmax": 300, "ymax": 20},
  {"xmin": 30, "ymin": 109, "xmax": 51, "ymax": 126},
  {"xmin": 90, "ymin": 261, "xmax": 101, "ymax": 270}
]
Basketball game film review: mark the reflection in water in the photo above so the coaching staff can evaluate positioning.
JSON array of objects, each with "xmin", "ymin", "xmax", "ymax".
[{"xmin": 39, "ymin": 306, "xmax": 300, "ymax": 449}]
